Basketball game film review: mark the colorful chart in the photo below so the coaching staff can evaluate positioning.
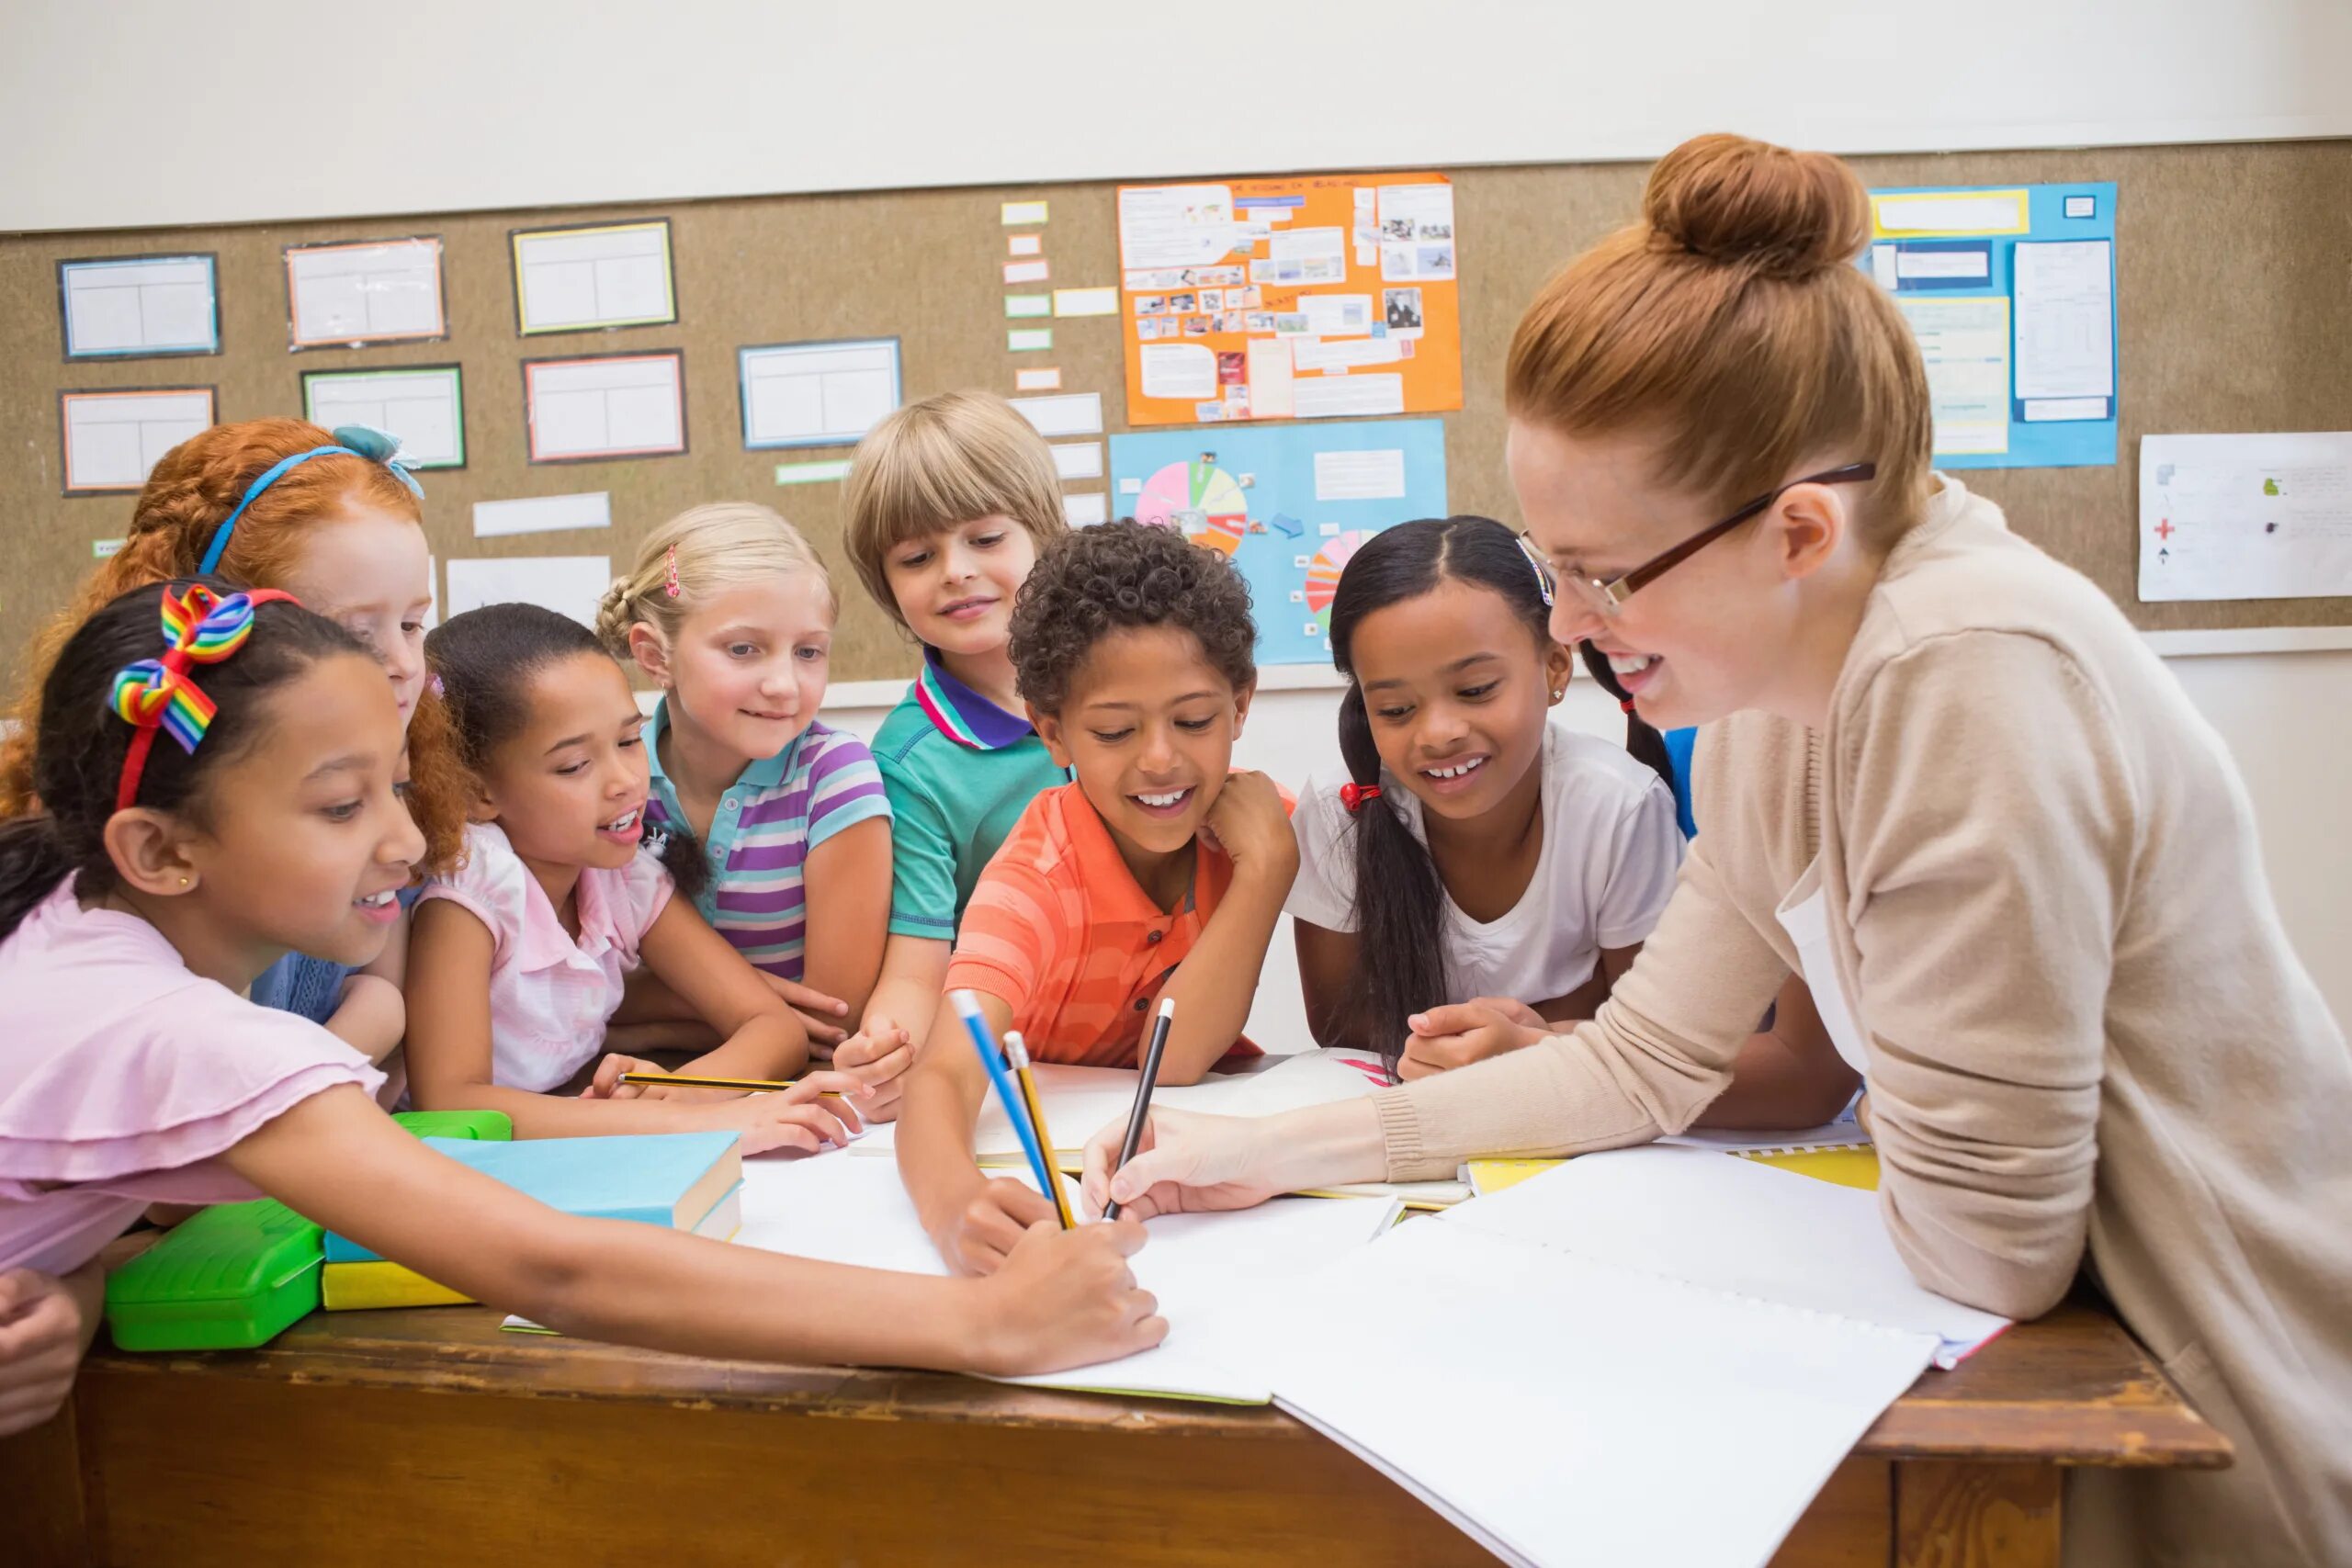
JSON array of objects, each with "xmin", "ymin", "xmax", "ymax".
[
  {"xmin": 1136, "ymin": 457, "xmax": 1250, "ymax": 554},
  {"xmin": 1306, "ymin": 531, "xmax": 1369, "ymax": 630}
]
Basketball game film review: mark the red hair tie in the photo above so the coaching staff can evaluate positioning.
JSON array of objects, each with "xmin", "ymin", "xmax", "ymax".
[
  {"xmin": 1340, "ymin": 782, "xmax": 1382, "ymax": 814},
  {"xmin": 1620, "ymin": 698, "xmax": 1638, "ymax": 715}
]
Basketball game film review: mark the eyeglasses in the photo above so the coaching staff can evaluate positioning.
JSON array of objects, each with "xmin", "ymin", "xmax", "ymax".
[{"xmin": 1521, "ymin": 462, "xmax": 1877, "ymax": 622}]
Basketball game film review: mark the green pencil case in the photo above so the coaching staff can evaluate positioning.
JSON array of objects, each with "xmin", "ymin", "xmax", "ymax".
[{"xmin": 103, "ymin": 1108, "xmax": 513, "ymax": 1351}]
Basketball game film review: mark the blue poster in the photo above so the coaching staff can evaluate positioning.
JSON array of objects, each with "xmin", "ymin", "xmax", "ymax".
[
  {"xmin": 1864, "ymin": 182, "xmax": 2119, "ymax": 469},
  {"xmin": 1108, "ymin": 417, "xmax": 1449, "ymax": 666}
]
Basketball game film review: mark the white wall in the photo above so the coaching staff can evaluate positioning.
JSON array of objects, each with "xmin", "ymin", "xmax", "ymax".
[
  {"xmin": 814, "ymin": 649, "xmax": 2348, "ymax": 1043},
  {"xmin": 6, "ymin": 0, "xmax": 2349, "ymax": 231}
]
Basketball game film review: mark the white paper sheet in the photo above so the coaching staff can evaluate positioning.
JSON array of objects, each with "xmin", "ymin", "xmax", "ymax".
[
  {"xmin": 1896, "ymin": 297, "xmax": 2010, "ymax": 456},
  {"xmin": 471, "ymin": 491, "xmax": 612, "ymax": 539},
  {"xmin": 1442, "ymin": 1146, "xmax": 2009, "ymax": 1365},
  {"xmin": 739, "ymin": 339, "xmax": 899, "ymax": 448},
  {"xmin": 514, "ymin": 223, "xmax": 673, "ymax": 332},
  {"xmin": 2011, "ymin": 240, "xmax": 2113, "ymax": 401},
  {"xmin": 61, "ymin": 389, "xmax": 213, "ymax": 491},
  {"xmin": 1314, "ymin": 448, "xmax": 1407, "ymax": 502},
  {"xmin": 444, "ymin": 555, "xmax": 612, "ymax": 626},
  {"xmin": 1264, "ymin": 1221, "xmax": 1936, "ymax": 1568},
  {"xmin": 1009, "ymin": 392, "xmax": 1103, "ymax": 437},
  {"xmin": 1245, "ymin": 337, "xmax": 1295, "ymax": 420},
  {"xmin": 1140, "ymin": 342, "xmax": 1217, "ymax": 400},
  {"xmin": 526, "ymin": 355, "xmax": 684, "ymax": 460},
  {"xmin": 286, "ymin": 239, "xmax": 443, "ymax": 344},
  {"xmin": 1894, "ymin": 248, "xmax": 1990, "ymax": 281},
  {"xmin": 1374, "ymin": 184, "xmax": 1455, "ymax": 243},
  {"xmin": 1291, "ymin": 336, "xmax": 1405, "ymax": 374},
  {"xmin": 60, "ymin": 256, "xmax": 216, "ymax": 356},
  {"xmin": 1003, "ymin": 259, "xmax": 1050, "ymax": 285},
  {"xmin": 1298, "ymin": 293, "xmax": 1373, "ymax": 337},
  {"xmin": 1117, "ymin": 185, "xmax": 1238, "ymax": 269},
  {"xmin": 1052, "ymin": 286, "xmax": 1118, "ymax": 317},
  {"xmin": 1062, "ymin": 492, "xmax": 1109, "ymax": 526},
  {"xmin": 1049, "ymin": 442, "xmax": 1103, "ymax": 480},
  {"xmin": 732, "ymin": 1155, "xmax": 1399, "ymax": 1402},
  {"xmin": 2139, "ymin": 431, "xmax": 2352, "ymax": 602},
  {"xmin": 303, "ymin": 368, "xmax": 463, "ymax": 468},
  {"xmin": 1292, "ymin": 374, "xmax": 1406, "ymax": 420}
]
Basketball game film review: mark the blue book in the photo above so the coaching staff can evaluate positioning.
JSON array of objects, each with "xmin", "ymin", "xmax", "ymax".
[{"xmin": 323, "ymin": 1132, "xmax": 741, "ymax": 1264}]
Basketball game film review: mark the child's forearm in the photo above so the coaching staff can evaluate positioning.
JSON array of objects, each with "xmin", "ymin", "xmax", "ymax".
[
  {"xmin": 894, "ymin": 1061, "xmax": 989, "ymax": 1235},
  {"xmin": 1152, "ymin": 869, "xmax": 1289, "ymax": 1084},
  {"xmin": 322, "ymin": 974, "xmax": 405, "ymax": 1064},
  {"xmin": 681, "ymin": 1015, "xmax": 809, "ymax": 1082},
  {"xmin": 860, "ymin": 935, "xmax": 951, "ymax": 1044}
]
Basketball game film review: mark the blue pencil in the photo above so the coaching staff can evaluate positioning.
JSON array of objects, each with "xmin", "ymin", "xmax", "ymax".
[{"xmin": 948, "ymin": 990, "xmax": 1061, "ymax": 1212}]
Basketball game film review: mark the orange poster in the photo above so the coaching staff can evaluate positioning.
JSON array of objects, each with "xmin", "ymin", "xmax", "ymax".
[{"xmin": 1116, "ymin": 171, "xmax": 1461, "ymax": 427}]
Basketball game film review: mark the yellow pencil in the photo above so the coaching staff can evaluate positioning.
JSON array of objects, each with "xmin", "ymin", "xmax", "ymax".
[
  {"xmin": 1004, "ymin": 1031, "xmax": 1077, "ymax": 1230},
  {"xmin": 616, "ymin": 1072, "xmax": 845, "ymax": 1099}
]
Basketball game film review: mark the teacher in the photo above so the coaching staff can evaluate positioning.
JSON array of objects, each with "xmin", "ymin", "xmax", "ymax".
[{"xmin": 1081, "ymin": 134, "xmax": 2350, "ymax": 1565}]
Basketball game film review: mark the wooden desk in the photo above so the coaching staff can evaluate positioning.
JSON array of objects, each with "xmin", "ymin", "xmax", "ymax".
[{"xmin": 5, "ymin": 1302, "xmax": 2225, "ymax": 1568}]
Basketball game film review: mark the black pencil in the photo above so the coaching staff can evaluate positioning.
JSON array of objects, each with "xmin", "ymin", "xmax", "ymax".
[{"xmin": 1104, "ymin": 997, "xmax": 1175, "ymax": 1221}]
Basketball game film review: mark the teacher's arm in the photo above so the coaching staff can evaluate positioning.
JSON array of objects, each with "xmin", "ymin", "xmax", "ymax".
[{"xmin": 1838, "ymin": 633, "xmax": 2125, "ymax": 1322}]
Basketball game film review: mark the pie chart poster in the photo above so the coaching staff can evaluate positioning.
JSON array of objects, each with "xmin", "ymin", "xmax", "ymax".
[{"xmin": 1109, "ymin": 418, "xmax": 1448, "ymax": 666}]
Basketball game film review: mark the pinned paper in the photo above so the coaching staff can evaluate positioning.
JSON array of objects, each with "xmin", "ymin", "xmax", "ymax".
[
  {"xmin": 1053, "ymin": 287, "xmax": 1119, "ymax": 317},
  {"xmin": 1293, "ymin": 374, "xmax": 1405, "ymax": 420},
  {"xmin": 1008, "ymin": 327, "xmax": 1054, "ymax": 352},
  {"xmin": 1140, "ymin": 342, "xmax": 1217, "ymax": 400},
  {"xmin": 1871, "ymin": 189, "xmax": 2029, "ymax": 236},
  {"xmin": 1010, "ymin": 393, "xmax": 1103, "ymax": 437},
  {"xmin": 472, "ymin": 492, "xmax": 611, "ymax": 538},
  {"xmin": 1004, "ymin": 293, "xmax": 1051, "ymax": 318},
  {"xmin": 1008, "ymin": 234, "xmax": 1044, "ymax": 257},
  {"xmin": 740, "ymin": 338, "xmax": 900, "ymax": 449},
  {"xmin": 60, "ymin": 388, "xmax": 216, "ymax": 493},
  {"xmin": 1896, "ymin": 298, "xmax": 2011, "ymax": 456},
  {"xmin": 1246, "ymin": 338, "xmax": 1295, "ymax": 420},
  {"xmin": 511, "ymin": 220, "xmax": 676, "ymax": 334},
  {"xmin": 445, "ymin": 555, "xmax": 610, "ymax": 626},
  {"xmin": 59, "ymin": 254, "xmax": 220, "ymax": 359},
  {"xmin": 92, "ymin": 538, "xmax": 125, "ymax": 558},
  {"xmin": 775, "ymin": 458, "xmax": 856, "ymax": 486},
  {"xmin": 1001, "ymin": 200, "xmax": 1050, "ymax": 226},
  {"xmin": 1004, "ymin": 259, "xmax": 1050, "ymax": 285},
  {"xmin": 1062, "ymin": 492, "xmax": 1110, "ymax": 526},
  {"xmin": 524, "ymin": 352, "xmax": 685, "ymax": 461},
  {"xmin": 303, "ymin": 366, "xmax": 465, "ymax": 468},
  {"xmin": 284, "ymin": 237, "xmax": 446, "ymax": 347},
  {"xmin": 1050, "ymin": 442, "xmax": 1103, "ymax": 480},
  {"xmin": 1014, "ymin": 367, "xmax": 1062, "ymax": 391}
]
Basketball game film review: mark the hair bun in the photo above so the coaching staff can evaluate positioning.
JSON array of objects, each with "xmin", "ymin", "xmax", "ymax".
[{"xmin": 1641, "ymin": 133, "xmax": 1870, "ymax": 280}]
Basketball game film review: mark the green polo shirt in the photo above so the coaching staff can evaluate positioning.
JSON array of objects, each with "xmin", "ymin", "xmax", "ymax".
[{"xmin": 872, "ymin": 648, "xmax": 1070, "ymax": 941}]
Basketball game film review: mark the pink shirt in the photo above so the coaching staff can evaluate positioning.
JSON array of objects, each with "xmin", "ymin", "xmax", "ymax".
[
  {"xmin": 0, "ymin": 882, "xmax": 383, "ymax": 1277},
  {"xmin": 418, "ymin": 823, "xmax": 674, "ymax": 1093}
]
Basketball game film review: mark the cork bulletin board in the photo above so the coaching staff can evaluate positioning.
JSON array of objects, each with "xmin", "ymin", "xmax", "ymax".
[{"xmin": 3, "ymin": 138, "xmax": 2346, "ymax": 689}]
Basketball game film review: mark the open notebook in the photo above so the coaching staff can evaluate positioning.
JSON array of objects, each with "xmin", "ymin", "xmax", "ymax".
[
  {"xmin": 516, "ymin": 1153, "xmax": 1403, "ymax": 1404},
  {"xmin": 1251, "ymin": 1146, "xmax": 2011, "ymax": 1568}
]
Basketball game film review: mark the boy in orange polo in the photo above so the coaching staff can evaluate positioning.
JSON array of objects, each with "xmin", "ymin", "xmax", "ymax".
[{"xmin": 897, "ymin": 522, "xmax": 1297, "ymax": 1275}]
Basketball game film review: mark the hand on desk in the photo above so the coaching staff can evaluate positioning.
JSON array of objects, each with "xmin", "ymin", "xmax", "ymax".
[
  {"xmin": 968, "ymin": 1221, "xmax": 1165, "ymax": 1376},
  {"xmin": 1397, "ymin": 996, "xmax": 1551, "ymax": 1081},
  {"xmin": 0, "ymin": 1263, "xmax": 102, "ymax": 1438},
  {"xmin": 1080, "ymin": 1109, "xmax": 1286, "ymax": 1223},
  {"xmin": 931, "ymin": 1177, "xmax": 1060, "ymax": 1277}
]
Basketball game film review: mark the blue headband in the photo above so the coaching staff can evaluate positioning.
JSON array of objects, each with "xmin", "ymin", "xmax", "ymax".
[{"xmin": 197, "ymin": 424, "xmax": 425, "ymax": 576}]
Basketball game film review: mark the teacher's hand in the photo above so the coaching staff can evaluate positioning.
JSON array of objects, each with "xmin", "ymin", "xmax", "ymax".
[{"xmin": 1080, "ymin": 1109, "xmax": 1287, "ymax": 1222}]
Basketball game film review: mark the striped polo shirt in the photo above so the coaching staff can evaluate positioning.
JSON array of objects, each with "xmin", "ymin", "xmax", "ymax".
[
  {"xmin": 641, "ymin": 703, "xmax": 891, "ymax": 981},
  {"xmin": 942, "ymin": 780, "xmax": 1267, "ymax": 1068}
]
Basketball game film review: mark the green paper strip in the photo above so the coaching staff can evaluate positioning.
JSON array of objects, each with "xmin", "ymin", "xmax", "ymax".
[
  {"xmin": 775, "ymin": 458, "xmax": 854, "ymax": 486},
  {"xmin": 1008, "ymin": 328, "xmax": 1054, "ymax": 352}
]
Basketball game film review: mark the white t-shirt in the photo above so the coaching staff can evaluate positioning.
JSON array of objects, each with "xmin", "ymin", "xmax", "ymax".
[{"xmin": 1285, "ymin": 722, "xmax": 1684, "ymax": 1007}]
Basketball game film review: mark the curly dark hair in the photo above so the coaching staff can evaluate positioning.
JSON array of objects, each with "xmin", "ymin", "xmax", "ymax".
[{"xmin": 1009, "ymin": 520, "xmax": 1258, "ymax": 715}]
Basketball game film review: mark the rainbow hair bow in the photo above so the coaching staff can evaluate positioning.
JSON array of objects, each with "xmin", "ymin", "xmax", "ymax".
[{"xmin": 109, "ymin": 583, "xmax": 299, "ymax": 810}]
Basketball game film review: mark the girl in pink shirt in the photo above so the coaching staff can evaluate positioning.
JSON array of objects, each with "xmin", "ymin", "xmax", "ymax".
[{"xmin": 0, "ymin": 578, "xmax": 1163, "ymax": 1438}]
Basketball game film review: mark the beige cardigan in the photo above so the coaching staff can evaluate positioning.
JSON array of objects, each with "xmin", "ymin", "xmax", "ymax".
[{"xmin": 1372, "ymin": 478, "xmax": 2352, "ymax": 1566}]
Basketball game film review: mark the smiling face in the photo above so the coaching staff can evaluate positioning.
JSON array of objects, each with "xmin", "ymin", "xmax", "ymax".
[
  {"xmin": 656, "ymin": 571, "xmax": 833, "ymax": 764},
  {"xmin": 1033, "ymin": 626, "xmax": 1253, "ymax": 865},
  {"xmin": 1350, "ymin": 578, "xmax": 1567, "ymax": 826},
  {"xmin": 277, "ymin": 502, "xmax": 435, "ymax": 724},
  {"xmin": 1508, "ymin": 418, "xmax": 1816, "ymax": 731},
  {"xmin": 472, "ymin": 651, "xmax": 651, "ymax": 874},
  {"xmin": 180, "ymin": 651, "xmax": 425, "ymax": 968},
  {"xmin": 881, "ymin": 515, "xmax": 1039, "ymax": 658}
]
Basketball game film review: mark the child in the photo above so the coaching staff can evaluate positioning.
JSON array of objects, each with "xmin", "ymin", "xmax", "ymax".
[
  {"xmin": 0, "ymin": 580, "xmax": 1162, "ymax": 1434},
  {"xmin": 402, "ymin": 604, "xmax": 863, "ymax": 1141},
  {"xmin": 595, "ymin": 504, "xmax": 899, "ymax": 1102},
  {"xmin": 1298, "ymin": 517, "xmax": 1856, "ymax": 1126},
  {"xmin": 895, "ymin": 522, "xmax": 1295, "ymax": 1276},
  {"xmin": 0, "ymin": 417, "xmax": 469, "ymax": 1074},
  {"xmin": 840, "ymin": 391, "xmax": 1070, "ymax": 1063}
]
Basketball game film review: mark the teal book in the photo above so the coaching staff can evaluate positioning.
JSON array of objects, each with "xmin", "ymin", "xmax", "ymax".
[{"xmin": 322, "ymin": 1132, "xmax": 741, "ymax": 1263}]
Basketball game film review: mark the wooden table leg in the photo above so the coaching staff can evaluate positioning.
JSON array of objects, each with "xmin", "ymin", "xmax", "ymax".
[{"xmin": 1894, "ymin": 1461, "xmax": 2063, "ymax": 1568}]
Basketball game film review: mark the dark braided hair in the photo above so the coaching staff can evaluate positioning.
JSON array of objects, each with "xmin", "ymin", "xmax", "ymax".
[
  {"xmin": 0, "ymin": 579, "xmax": 368, "ymax": 942},
  {"xmin": 424, "ymin": 603, "xmax": 707, "ymax": 900},
  {"xmin": 1008, "ymin": 520, "xmax": 1257, "ymax": 714}
]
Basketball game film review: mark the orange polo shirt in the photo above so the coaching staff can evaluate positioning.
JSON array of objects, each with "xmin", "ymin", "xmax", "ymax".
[{"xmin": 943, "ymin": 780, "xmax": 1274, "ymax": 1067}]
